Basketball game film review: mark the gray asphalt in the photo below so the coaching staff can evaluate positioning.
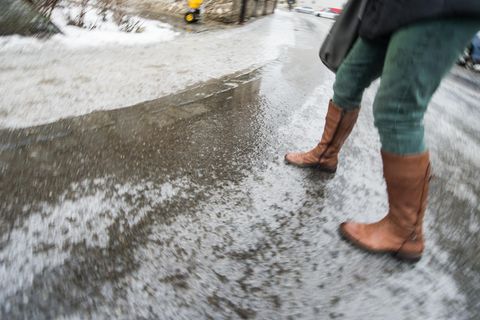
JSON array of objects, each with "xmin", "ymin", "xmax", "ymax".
[{"xmin": 1, "ymin": 13, "xmax": 479, "ymax": 320}]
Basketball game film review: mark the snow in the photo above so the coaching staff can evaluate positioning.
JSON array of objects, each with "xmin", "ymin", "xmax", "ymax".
[
  {"xmin": 0, "ymin": 2, "xmax": 178, "ymax": 51},
  {"xmin": 51, "ymin": 3, "xmax": 178, "ymax": 47},
  {"xmin": 0, "ymin": 10, "xmax": 297, "ymax": 129}
]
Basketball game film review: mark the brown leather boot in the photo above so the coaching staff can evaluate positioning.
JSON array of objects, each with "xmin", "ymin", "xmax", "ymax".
[
  {"xmin": 285, "ymin": 100, "xmax": 359, "ymax": 173},
  {"xmin": 339, "ymin": 151, "xmax": 431, "ymax": 262}
]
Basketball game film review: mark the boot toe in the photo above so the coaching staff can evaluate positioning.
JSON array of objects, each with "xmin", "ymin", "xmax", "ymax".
[
  {"xmin": 284, "ymin": 151, "xmax": 321, "ymax": 167},
  {"xmin": 339, "ymin": 222, "xmax": 382, "ymax": 252},
  {"xmin": 284, "ymin": 152, "xmax": 298, "ymax": 164},
  {"xmin": 284, "ymin": 152, "xmax": 310, "ymax": 166},
  {"xmin": 339, "ymin": 222, "xmax": 361, "ymax": 244}
]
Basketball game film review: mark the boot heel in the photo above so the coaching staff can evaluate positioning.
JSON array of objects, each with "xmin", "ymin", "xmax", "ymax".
[
  {"xmin": 316, "ymin": 164, "xmax": 337, "ymax": 173},
  {"xmin": 393, "ymin": 250, "xmax": 422, "ymax": 263}
]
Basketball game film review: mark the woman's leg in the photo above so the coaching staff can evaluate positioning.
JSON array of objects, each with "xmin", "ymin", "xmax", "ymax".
[
  {"xmin": 340, "ymin": 19, "xmax": 480, "ymax": 261},
  {"xmin": 333, "ymin": 38, "xmax": 387, "ymax": 110},
  {"xmin": 285, "ymin": 38, "xmax": 387, "ymax": 171},
  {"xmin": 374, "ymin": 19, "xmax": 480, "ymax": 155}
]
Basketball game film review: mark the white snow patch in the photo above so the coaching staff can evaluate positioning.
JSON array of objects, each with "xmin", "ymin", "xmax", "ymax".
[
  {"xmin": 0, "ymin": 177, "xmax": 189, "ymax": 302},
  {"xmin": 0, "ymin": 2, "xmax": 177, "ymax": 52}
]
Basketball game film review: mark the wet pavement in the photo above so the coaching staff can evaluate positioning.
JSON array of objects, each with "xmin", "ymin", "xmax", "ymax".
[{"xmin": 1, "ymin": 13, "xmax": 480, "ymax": 320}]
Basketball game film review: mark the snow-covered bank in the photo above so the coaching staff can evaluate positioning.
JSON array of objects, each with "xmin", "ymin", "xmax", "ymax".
[
  {"xmin": 0, "ymin": 2, "xmax": 178, "ymax": 51},
  {"xmin": 0, "ymin": 10, "xmax": 297, "ymax": 129},
  {"xmin": 50, "ymin": 3, "xmax": 178, "ymax": 48}
]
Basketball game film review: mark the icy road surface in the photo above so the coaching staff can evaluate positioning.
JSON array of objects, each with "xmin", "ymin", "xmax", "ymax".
[{"xmin": 1, "ymin": 11, "xmax": 480, "ymax": 320}]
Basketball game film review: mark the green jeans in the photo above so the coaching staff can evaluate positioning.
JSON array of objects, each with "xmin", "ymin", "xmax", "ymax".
[{"xmin": 332, "ymin": 18, "xmax": 480, "ymax": 155}]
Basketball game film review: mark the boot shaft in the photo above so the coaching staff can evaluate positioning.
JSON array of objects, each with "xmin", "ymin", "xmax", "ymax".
[
  {"xmin": 382, "ymin": 150, "xmax": 431, "ymax": 239},
  {"xmin": 314, "ymin": 100, "xmax": 360, "ymax": 166}
]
